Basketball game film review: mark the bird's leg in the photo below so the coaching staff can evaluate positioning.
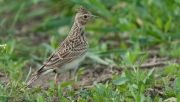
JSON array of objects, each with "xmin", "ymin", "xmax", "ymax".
[
  {"xmin": 69, "ymin": 69, "xmax": 80, "ymax": 90},
  {"xmin": 69, "ymin": 69, "xmax": 72, "ymax": 79},
  {"xmin": 71, "ymin": 80, "xmax": 80, "ymax": 90},
  {"xmin": 54, "ymin": 73, "xmax": 59, "ymax": 87},
  {"xmin": 72, "ymin": 67, "xmax": 78, "ymax": 76}
]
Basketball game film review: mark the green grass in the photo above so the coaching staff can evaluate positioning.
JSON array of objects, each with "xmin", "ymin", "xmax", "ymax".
[{"xmin": 0, "ymin": 0, "xmax": 180, "ymax": 101}]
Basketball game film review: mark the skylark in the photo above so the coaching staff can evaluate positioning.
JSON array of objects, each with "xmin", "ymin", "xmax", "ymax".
[{"xmin": 25, "ymin": 6, "xmax": 98, "ymax": 88}]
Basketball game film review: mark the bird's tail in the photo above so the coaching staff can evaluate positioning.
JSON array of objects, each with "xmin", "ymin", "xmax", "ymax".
[
  {"xmin": 25, "ymin": 75, "xmax": 40, "ymax": 88},
  {"xmin": 25, "ymin": 69, "xmax": 54, "ymax": 88}
]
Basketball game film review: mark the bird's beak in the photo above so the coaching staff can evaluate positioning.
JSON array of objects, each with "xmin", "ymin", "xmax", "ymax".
[{"xmin": 91, "ymin": 15, "xmax": 99, "ymax": 19}]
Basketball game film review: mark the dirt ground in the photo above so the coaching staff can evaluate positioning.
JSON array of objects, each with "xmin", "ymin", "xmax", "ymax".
[
  {"xmin": 0, "ymin": 54, "xmax": 179, "ymax": 100},
  {"xmin": 24, "ymin": 56, "xmax": 176, "ymax": 86},
  {"xmin": 24, "ymin": 64, "xmax": 114, "ymax": 88}
]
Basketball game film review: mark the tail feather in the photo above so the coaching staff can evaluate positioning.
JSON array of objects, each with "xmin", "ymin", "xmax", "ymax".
[
  {"xmin": 25, "ymin": 75, "xmax": 40, "ymax": 88},
  {"xmin": 25, "ymin": 69, "xmax": 54, "ymax": 88}
]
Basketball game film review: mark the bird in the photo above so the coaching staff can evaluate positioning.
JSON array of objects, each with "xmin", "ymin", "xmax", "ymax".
[{"xmin": 25, "ymin": 6, "xmax": 98, "ymax": 88}]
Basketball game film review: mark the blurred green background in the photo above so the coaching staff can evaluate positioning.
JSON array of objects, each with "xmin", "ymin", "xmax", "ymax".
[
  {"xmin": 1, "ymin": 0, "xmax": 179, "ymax": 65},
  {"xmin": 1, "ymin": 0, "xmax": 180, "ymax": 56},
  {"xmin": 0, "ymin": 0, "xmax": 180, "ymax": 101}
]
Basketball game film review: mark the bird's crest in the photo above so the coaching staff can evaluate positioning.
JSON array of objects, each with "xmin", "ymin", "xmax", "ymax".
[{"xmin": 78, "ymin": 6, "xmax": 90, "ymax": 14}]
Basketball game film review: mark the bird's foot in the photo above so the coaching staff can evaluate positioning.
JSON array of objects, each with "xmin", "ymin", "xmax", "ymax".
[{"xmin": 70, "ymin": 80, "xmax": 80, "ymax": 90}]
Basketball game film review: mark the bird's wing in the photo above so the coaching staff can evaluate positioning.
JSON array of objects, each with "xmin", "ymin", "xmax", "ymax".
[
  {"xmin": 35, "ymin": 38, "xmax": 88, "ymax": 74},
  {"xmin": 56, "ymin": 40, "xmax": 88, "ymax": 59},
  {"xmin": 26, "ymin": 38, "xmax": 88, "ymax": 88}
]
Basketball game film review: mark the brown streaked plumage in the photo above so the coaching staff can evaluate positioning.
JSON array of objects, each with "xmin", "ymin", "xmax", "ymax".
[{"xmin": 25, "ymin": 6, "xmax": 98, "ymax": 88}]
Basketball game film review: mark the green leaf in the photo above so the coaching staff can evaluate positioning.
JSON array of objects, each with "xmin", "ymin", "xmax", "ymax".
[
  {"xmin": 9, "ymin": 40, "xmax": 16, "ymax": 55},
  {"xmin": 174, "ymin": 77, "xmax": 180, "ymax": 91},
  {"xmin": 147, "ymin": 68, "xmax": 154, "ymax": 77},
  {"xmin": 140, "ymin": 93, "xmax": 145, "ymax": 102},
  {"xmin": 87, "ymin": 54, "xmax": 109, "ymax": 65},
  {"xmin": 32, "ymin": 86, "xmax": 41, "ymax": 94},
  {"xmin": 121, "ymin": 42, "xmax": 127, "ymax": 50},
  {"xmin": 0, "ymin": 18, "xmax": 7, "ymax": 27},
  {"xmin": 165, "ymin": 64, "xmax": 177, "ymax": 74},
  {"xmin": 87, "ymin": 26, "xmax": 119, "ymax": 32},
  {"xmin": 10, "ymin": 3, "xmax": 25, "ymax": 33},
  {"xmin": 25, "ymin": 7, "xmax": 48, "ymax": 19},
  {"xmin": 177, "ymin": 94, "xmax": 180, "ymax": 102},
  {"xmin": 60, "ymin": 82, "xmax": 71, "ymax": 88},
  {"xmin": 50, "ymin": 36, "xmax": 58, "ymax": 50},
  {"xmin": 60, "ymin": 97, "xmax": 68, "ymax": 102},
  {"xmin": 24, "ymin": 67, "xmax": 32, "ymax": 82},
  {"xmin": 77, "ymin": 68, "xmax": 84, "ymax": 76},
  {"xmin": 128, "ymin": 84, "xmax": 136, "ymax": 99},
  {"xmin": 136, "ymin": 94, "xmax": 141, "ymax": 102},
  {"xmin": 146, "ymin": 95, "xmax": 152, "ymax": 102},
  {"xmin": 138, "ymin": 81, "xmax": 145, "ymax": 93},
  {"xmin": 124, "ymin": 70, "xmax": 134, "ymax": 83},
  {"xmin": 37, "ymin": 94, "xmax": 46, "ymax": 102},
  {"xmin": 165, "ymin": 16, "xmax": 172, "ymax": 33},
  {"xmin": 121, "ymin": 55, "xmax": 133, "ymax": 67},
  {"xmin": 156, "ymin": 17, "xmax": 162, "ymax": 30},
  {"xmin": 33, "ymin": 17, "xmax": 72, "ymax": 31},
  {"xmin": 42, "ymin": 43, "xmax": 54, "ymax": 53},
  {"xmin": 144, "ymin": 68, "xmax": 154, "ymax": 84},
  {"xmin": 113, "ymin": 77, "xmax": 128, "ymax": 85},
  {"xmin": 93, "ymin": 49, "xmax": 127, "ymax": 56},
  {"xmin": 138, "ymin": 53, "xmax": 148, "ymax": 68},
  {"xmin": 89, "ymin": 0, "xmax": 112, "ymax": 17}
]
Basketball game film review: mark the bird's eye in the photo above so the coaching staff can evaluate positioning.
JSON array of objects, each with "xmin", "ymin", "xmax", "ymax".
[{"xmin": 83, "ymin": 15, "xmax": 87, "ymax": 18}]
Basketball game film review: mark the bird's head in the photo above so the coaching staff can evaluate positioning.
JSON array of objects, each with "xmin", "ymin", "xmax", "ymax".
[{"xmin": 75, "ymin": 6, "xmax": 98, "ymax": 27}]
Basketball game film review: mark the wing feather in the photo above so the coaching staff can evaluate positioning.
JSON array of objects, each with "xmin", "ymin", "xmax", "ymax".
[{"xmin": 35, "ymin": 36, "xmax": 88, "ymax": 74}]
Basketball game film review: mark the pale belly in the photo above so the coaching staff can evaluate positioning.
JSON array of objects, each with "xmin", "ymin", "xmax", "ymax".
[{"xmin": 56, "ymin": 54, "xmax": 86, "ymax": 73}]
